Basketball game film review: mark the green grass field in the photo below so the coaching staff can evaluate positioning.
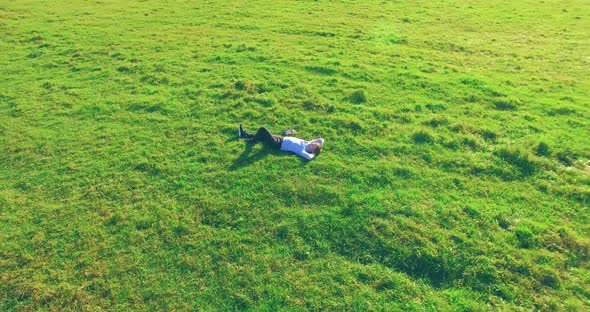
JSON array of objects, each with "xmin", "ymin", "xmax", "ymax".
[{"xmin": 1, "ymin": 0, "xmax": 589, "ymax": 310}]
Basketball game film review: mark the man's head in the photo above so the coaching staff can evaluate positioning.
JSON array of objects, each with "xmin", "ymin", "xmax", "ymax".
[{"xmin": 309, "ymin": 142, "xmax": 322, "ymax": 154}]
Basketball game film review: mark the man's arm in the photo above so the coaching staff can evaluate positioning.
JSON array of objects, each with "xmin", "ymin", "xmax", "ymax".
[
  {"xmin": 300, "ymin": 151, "xmax": 315, "ymax": 160},
  {"xmin": 310, "ymin": 138, "xmax": 324, "ymax": 145}
]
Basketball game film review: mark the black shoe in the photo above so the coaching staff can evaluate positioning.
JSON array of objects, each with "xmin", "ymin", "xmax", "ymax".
[{"xmin": 238, "ymin": 124, "xmax": 244, "ymax": 138}]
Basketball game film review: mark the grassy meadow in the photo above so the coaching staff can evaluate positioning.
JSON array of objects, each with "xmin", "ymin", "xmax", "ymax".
[{"xmin": 1, "ymin": 0, "xmax": 589, "ymax": 310}]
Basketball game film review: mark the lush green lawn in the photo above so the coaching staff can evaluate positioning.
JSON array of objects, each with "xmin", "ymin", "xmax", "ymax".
[{"xmin": 1, "ymin": 0, "xmax": 589, "ymax": 310}]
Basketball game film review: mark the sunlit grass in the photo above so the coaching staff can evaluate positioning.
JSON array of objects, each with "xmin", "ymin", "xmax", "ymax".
[{"xmin": 1, "ymin": 0, "xmax": 588, "ymax": 310}]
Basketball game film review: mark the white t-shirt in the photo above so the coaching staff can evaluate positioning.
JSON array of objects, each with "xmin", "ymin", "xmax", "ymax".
[{"xmin": 280, "ymin": 137, "xmax": 324, "ymax": 160}]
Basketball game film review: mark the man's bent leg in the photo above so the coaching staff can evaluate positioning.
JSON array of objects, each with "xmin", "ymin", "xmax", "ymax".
[{"xmin": 254, "ymin": 127, "xmax": 283, "ymax": 149}]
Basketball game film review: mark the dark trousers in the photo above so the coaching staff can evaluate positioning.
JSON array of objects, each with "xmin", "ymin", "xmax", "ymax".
[{"xmin": 247, "ymin": 127, "xmax": 283, "ymax": 149}]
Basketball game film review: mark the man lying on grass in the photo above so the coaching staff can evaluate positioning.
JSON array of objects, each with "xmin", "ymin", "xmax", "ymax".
[{"xmin": 238, "ymin": 124, "xmax": 324, "ymax": 160}]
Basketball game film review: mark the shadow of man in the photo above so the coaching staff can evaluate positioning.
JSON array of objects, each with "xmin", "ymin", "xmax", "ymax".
[{"xmin": 229, "ymin": 143, "xmax": 269, "ymax": 171}]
